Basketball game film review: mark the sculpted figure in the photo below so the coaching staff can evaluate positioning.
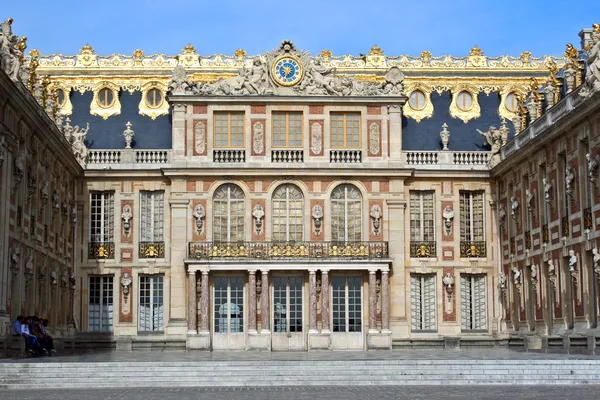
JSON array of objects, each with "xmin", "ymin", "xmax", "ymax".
[
  {"xmin": 542, "ymin": 178, "xmax": 552, "ymax": 203},
  {"xmin": 299, "ymin": 59, "xmax": 340, "ymax": 95},
  {"xmin": 581, "ymin": 23, "xmax": 600, "ymax": 97},
  {"xmin": 586, "ymin": 153, "xmax": 599, "ymax": 183},
  {"xmin": 0, "ymin": 18, "xmax": 21, "ymax": 81},
  {"xmin": 593, "ymin": 248, "xmax": 600, "ymax": 275},
  {"xmin": 512, "ymin": 266, "xmax": 521, "ymax": 286},
  {"xmin": 443, "ymin": 205, "xmax": 454, "ymax": 236},
  {"xmin": 477, "ymin": 126, "xmax": 503, "ymax": 168},
  {"xmin": 71, "ymin": 123, "xmax": 90, "ymax": 166},
  {"xmin": 569, "ymin": 250, "xmax": 577, "ymax": 273}
]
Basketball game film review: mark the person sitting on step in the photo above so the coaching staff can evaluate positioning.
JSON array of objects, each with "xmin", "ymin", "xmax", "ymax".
[
  {"xmin": 12, "ymin": 315, "xmax": 42, "ymax": 356},
  {"xmin": 31, "ymin": 317, "xmax": 52, "ymax": 356},
  {"xmin": 40, "ymin": 318, "xmax": 55, "ymax": 353}
]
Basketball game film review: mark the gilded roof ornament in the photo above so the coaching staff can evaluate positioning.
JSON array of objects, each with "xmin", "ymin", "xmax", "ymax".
[
  {"xmin": 233, "ymin": 48, "xmax": 247, "ymax": 59},
  {"xmin": 319, "ymin": 50, "xmax": 332, "ymax": 59},
  {"xmin": 29, "ymin": 49, "xmax": 40, "ymax": 58},
  {"xmin": 469, "ymin": 46, "xmax": 484, "ymax": 57},
  {"xmin": 420, "ymin": 51, "xmax": 432, "ymax": 66},
  {"xmin": 16, "ymin": 36, "xmax": 27, "ymax": 62},
  {"xmin": 369, "ymin": 45, "xmax": 384, "ymax": 56},
  {"xmin": 79, "ymin": 43, "xmax": 94, "ymax": 55},
  {"xmin": 133, "ymin": 49, "xmax": 144, "ymax": 65},
  {"xmin": 520, "ymin": 51, "xmax": 532, "ymax": 65},
  {"xmin": 182, "ymin": 43, "xmax": 196, "ymax": 54}
]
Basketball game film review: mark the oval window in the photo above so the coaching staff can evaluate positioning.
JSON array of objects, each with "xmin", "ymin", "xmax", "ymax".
[
  {"xmin": 56, "ymin": 88, "xmax": 67, "ymax": 107},
  {"xmin": 456, "ymin": 91, "xmax": 473, "ymax": 112},
  {"xmin": 409, "ymin": 90, "xmax": 426, "ymax": 111},
  {"xmin": 97, "ymin": 88, "xmax": 115, "ymax": 108},
  {"xmin": 505, "ymin": 92, "xmax": 518, "ymax": 113},
  {"xmin": 146, "ymin": 88, "xmax": 163, "ymax": 108}
]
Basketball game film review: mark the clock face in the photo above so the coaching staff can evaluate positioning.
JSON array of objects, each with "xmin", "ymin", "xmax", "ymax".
[{"xmin": 272, "ymin": 55, "xmax": 303, "ymax": 87}]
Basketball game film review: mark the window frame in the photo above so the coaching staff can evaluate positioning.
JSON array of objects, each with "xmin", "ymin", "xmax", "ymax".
[
  {"xmin": 330, "ymin": 112, "xmax": 361, "ymax": 149},
  {"xmin": 331, "ymin": 184, "xmax": 362, "ymax": 243},
  {"xmin": 145, "ymin": 88, "xmax": 163, "ymax": 109},
  {"xmin": 140, "ymin": 191, "xmax": 165, "ymax": 242},
  {"xmin": 213, "ymin": 111, "xmax": 245, "ymax": 148},
  {"xmin": 410, "ymin": 274, "xmax": 437, "ymax": 332},
  {"xmin": 459, "ymin": 191, "xmax": 485, "ymax": 242},
  {"xmin": 331, "ymin": 276, "xmax": 362, "ymax": 333},
  {"xmin": 460, "ymin": 274, "xmax": 488, "ymax": 331},
  {"xmin": 409, "ymin": 191, "xmax": 435, "ymax": 242},
  {"xmin": 272, "ymin": 111, "xmax": 303, "ymax": 148},
  {"xmin": 97, "ymin": 87, "xmax": 115, "ymax": 108},
  {"xmin": 273, "ymin": 276, "xmax": 303, "ymax": 334},
  {"xmin": 89, "ymin": 192, "xmax": 114, "ymax": 243},
  {"xmin": 213, "ymin": 276, "xmax": 245, "ymax": 334},
  {"xmin": 88, "ymin": 275, "xmax": 114, "ymax": 332},
  {"xmin": 272, "ymin": 184, "xmax": 304, "ymax": 242},
  {"xmin": 138, "ymin": 275, "xmax": 164, "ymax": 332},
  {"xmin": 213, "ymin": 184, "xmax": 245, "ymax": 242}
]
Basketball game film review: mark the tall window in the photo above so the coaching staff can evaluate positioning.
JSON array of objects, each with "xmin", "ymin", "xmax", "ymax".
[
  {"xmin": 139, "ymin": 275, "xmax": 164, "ymax": 332},
  {"xmin": 331, "ymin": 113, "xmax": 360, "ymax": 148},
  {"xmin": 410, "ymin": 191, "xmax": 435, "ymax": 242},
  {"xmin": 140, "ymin": 191, "xmax": 164, "ymax": 242},
  {"xmin": 460, "ymin": 275, "xmax": 487, "ymax": 331},
  {"xmin": 331, "ymin": 184, "xmax": 362, "ymax": 242},
  {"xmin": 273, "ymin": 276, "xmax": 303, "ymax": 333},
  {"xmin": 459, "ymin": 191, "xmax": 485, "ymax": 242},
  {"xmin": 214, "ymin": 276, "xmax": 244, "ymax": 333},
  {"xmin": 88, "ymin": 276, "xmax": 113, "ymax": 332},
  {"xmin": 410, "ymin": 274, "xmax": 436, "ymax": 331},
  {"xmin": 90, "ymin": 192, "xmax": 114, "ymax": 243},
  {"xmin": 272, "ymin": 112, "xmax": 302, "ymax": 148},
  {"xmin": 214, "ymin": 112, "xmax": 244, "ymax": 148},
  {"xmin": 272, "ymin": 184, "xmax": 303, "ymax": 241},
  {"xmin": 213, "ymin": 184, "xmax": 245, "ymax": 242},
  {"xmin": 332, "ymin": 276, "xmax": 362, "ymax": 333}
]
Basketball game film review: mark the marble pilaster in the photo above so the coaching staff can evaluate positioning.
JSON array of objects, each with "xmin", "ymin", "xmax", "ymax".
[
  {"xmin": 321, "ymin": 269, "xmax": 330, "ymax": 333},
  {"xmin": 261, "ymin": 270, "xmax": 269, "ymax": 333},
  {"xmin": 381, "ymin": 270, "xmax": 390, "ymax": 331},
  {"xmin": 369, "ymin": 269, "xmax": 378, "ymax": 333},
  {"xmin": 248, "ymin": 270, "xmax": 257, "ymax": 333},
  {"xmin": 187, "ymin": 270, "xmax": 197, "ymax": 334},
  {"xmin": 199, "ymin": 270, "xmax": 209, "ymax": 333},
  {"xmin": 309, "ymin": 269, "xmax": 317, "ymax": 333}
]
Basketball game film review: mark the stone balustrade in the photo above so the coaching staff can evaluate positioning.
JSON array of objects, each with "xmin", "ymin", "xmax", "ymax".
[
  {"xmin": 213, "ymin": 149, "xmax": 246, "ymax": 163},
  {"xmin": 403, "ymin": 150, "xmax": 490, "ymax": 170},
  {"xmin": 271, "ymin": 149, "xmax": 304, "ymax": 163},
  {"xmin": 330, "ymin": 149, "xmax": 362, "ymax": 163},
  {"xmin": 87, "ymin": 149, "xmax": 170, "ymax": 169}
]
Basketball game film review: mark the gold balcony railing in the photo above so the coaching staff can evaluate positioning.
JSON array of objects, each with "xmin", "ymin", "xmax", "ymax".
[
  {"xmin": 139, "ymin": 241, "xmax": 165, "ymax": 259},
  {"xmin": 409, "ymin": 241, "xmax": 436, "ymax": 258},
  {"xmin": 188, "ymin": 241, "xmax": 389, "ymax": 259},
  {"xmin": 459, "ymin": 241, "xmax": 487, "ymax": 258},
  {"xmin": 88, "ymin": 242, "xmax": 115, "ymax": 260}
]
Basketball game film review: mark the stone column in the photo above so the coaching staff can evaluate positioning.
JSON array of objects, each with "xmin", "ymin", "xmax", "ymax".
[
  {"xmin": 381, "ymin": 269, "xmax": 390, "ymax": 331},
  {"xmin": 199, "ymin": 270, "xmax": 209, "ymax": 333},
  {"xmin": 167, "ymin": 197, "xmax": 190, "ymax": 333},
  {"xmin": 248, "ymin": 270, "xmax": 257, "ymax": 333},
  {"xmin": 187, "ymin": 270, "xmax": 197, "ymax": 334},
  {"xmin": 261, "ymin": 270, "xmax": 270, "ymax": 333},
  {"xmin": 369, "ymin": 269, "xmax": 378, "ymax": 333},
  {"xmin": 388, "ymin": 104, "xmax": 403, "ymax": 161},
  {"xmin": 309, "ymin": 269, "xmax": 317, "ymax": 333},
  {"xmin": 321, "ymin": 269, "xmax": 330, "ymax": 332}
]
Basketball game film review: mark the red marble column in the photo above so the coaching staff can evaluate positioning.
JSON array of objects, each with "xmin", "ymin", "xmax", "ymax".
[
  {"xmin": 381, "ymin": 270, "xmax": 390, "ymax": 331},
  {"xmin": 309, "ymin": 269, "xmax": 317, "ymax": 333},
  {"xmin": 321, "ymin": 269, "xmax": 330, "ymax": 332},
  {"xmin": 187, "ymin": 270, "xmax": 197, "ymax": 334},
  {"xmin": 248, "ymin": 270, "xmax": 257, "ymax": 333},
  {"xmin": 199, "ymin": 270, "xmax": 209, "ymax": 333},
  {"xmin": 369, "ymin": 269, "xmax": 377, "ymax": 332},
  {"xmin": 261, "ymin": 270, "xmax": 270, "ymax": 332}
]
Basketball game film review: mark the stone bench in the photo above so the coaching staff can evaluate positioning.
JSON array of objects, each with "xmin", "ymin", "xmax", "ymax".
[{"xmin": 2, "ymin": 335, "xmax": 26, "ymax": 358}]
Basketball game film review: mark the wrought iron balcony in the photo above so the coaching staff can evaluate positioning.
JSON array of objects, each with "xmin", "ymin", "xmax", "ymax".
[
  {"xmin": 561, "ymin": 216, "xmax": 570, "ymax": 237},
  {"xmin": 139, "ymin": 241, "xmax": 165, "ymax": 259},
  {"xmin": 88, "ymin": 242, "xmax": 115, "ymax": 260},
  {"xmin": 409, "ymin": 241, "xmax": 436, "ymax": 258},
  {"xmin": 188, "ymin": 241, "xmax": 388, "ymax": 260},
  {"xmin": 584, "ymin": 207, "xmax": 593, "ymax": 230},
  {"xmin": 459, "ymin": 241, "xmax": 487, "ymax": 258}
]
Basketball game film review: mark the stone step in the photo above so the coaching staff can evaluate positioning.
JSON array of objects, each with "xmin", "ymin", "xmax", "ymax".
[{"xmin": 1, "ymin": 359, "xmax": 600, "ymax": 388}]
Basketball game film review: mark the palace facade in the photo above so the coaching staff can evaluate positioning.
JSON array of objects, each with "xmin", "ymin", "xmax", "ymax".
[{"xmin": 1, "ymin": 17, "xmax": 599, "ymax": 351}]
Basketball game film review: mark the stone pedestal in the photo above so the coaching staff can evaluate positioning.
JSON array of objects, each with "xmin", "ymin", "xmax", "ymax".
[
  {"xmin": 247, "ymin": 331, "xmax": 271, "ymax": 351},
  {"xmin": 186, "ymin": 332, "xmax": 210, "ymax": 350},
  {"xmin": 308, "ymin": 332, "xmax": 331, "ymax": 350},
  {"xmin": 116, "ymin": 336, "xmax": 133, "ymax": 352},
  {"xmin": 367, "ymin": 331, "xmax": 392, "ymax": 350}
]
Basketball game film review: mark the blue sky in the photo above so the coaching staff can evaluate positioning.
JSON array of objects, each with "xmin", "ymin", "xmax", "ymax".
[{"xmin": 3, "ymin": 1, "xmax": 598, "ymax": 57}]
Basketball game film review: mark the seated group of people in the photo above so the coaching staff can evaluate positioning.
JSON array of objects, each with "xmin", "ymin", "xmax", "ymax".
[{"xmin": 11, "ymin": 315, "xmax": 55, "ymax": 356}]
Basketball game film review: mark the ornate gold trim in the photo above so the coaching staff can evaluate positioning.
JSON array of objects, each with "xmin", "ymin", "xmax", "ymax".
[
  {"xmin": 449, "ymin": 84, "xmax": 480, "ymax": 123},
  {"xmin": 138, "ymin": 81, "xmax": 169, "ymax": 120},
  {"xmin": 271, "ymin": 54, "xmax": 304, "ymax": 87},
  {"xmin": 403, "ymin": 82, "xmax": 434, "ymax": 122},
  {"xmin": 90, "ymin": 81, "xmax": 121, "ymax": 120},
  {"xmin": 49, "ymin": 82, "xmax": 73, "ymax": 116},
  {"xmin": 498, "ymin": 84, "xmax": 528, "ymax": 122}
]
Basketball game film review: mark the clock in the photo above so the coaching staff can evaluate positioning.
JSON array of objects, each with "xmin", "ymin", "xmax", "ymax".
[{"xmin": 272, "ymin": 55, "xmax": 303, "ymax": 87}]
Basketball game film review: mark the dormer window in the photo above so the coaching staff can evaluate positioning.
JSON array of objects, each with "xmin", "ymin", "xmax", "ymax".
[
  {"xmin": 97, "ymin": 87, "xmax": 115, "ymax": 108},
  {"xmin": 456, "ymin": 91, "xmax": 473, "ymax": 112},
  {"xmin": 145, "ymin": 88, "xmax": 163, "ymax": 109},
  {"xmin": 408, "ymin": 90, "xmax": 426, "ymax": 111}
]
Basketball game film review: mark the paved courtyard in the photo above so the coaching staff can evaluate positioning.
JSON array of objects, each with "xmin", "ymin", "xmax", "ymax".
[{"xmin": 1, "ymin": 386, "xmax": 600, "ymax": 400}]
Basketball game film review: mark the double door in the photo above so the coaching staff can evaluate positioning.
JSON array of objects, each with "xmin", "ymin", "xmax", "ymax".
[{"xmin": 272, "ymin": 276, "xmax": 305, "ymax": 350}]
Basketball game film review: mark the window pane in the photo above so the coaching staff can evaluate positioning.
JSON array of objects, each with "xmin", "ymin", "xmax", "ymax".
[
  {"xmin": 331, "ymin": 185, "xmax": 362, "ymax": 242},
  {"xmin": 332, "ymin": 277, "xmax": 345, "ymax": 332},
  {"xmin": 273, "ymin": 277, "xmax": 287, "ymax": 333}
]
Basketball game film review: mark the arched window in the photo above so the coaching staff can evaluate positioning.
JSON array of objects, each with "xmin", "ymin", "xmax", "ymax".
[
  {"xmin": 272, "ymin": 184, "xmax": 304, "ymax": 241},
  {"xmin": 213, "ymin": 184, "xmax": 245, "ymax": 242},
  {"xmin": 331, "ymin": 184, "xmax": 362, "ymax": 242}
]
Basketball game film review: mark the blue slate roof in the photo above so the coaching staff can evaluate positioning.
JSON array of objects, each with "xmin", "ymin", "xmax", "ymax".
[
  {"xmin": 402, "ymin": 91, "xmax": 514, "ymax": 151},
  {"xmin": 69, "ymin": 91, "xmax": 172, "ymax": 149}
]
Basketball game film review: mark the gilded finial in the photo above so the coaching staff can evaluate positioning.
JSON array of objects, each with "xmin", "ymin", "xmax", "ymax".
[
  {"xmin": 564, "ymin": 43, "xmax": 579, "ymax": 61},
  {"xmin": 420, "ymin": 50, "xmax": 432, "ymax": 65},
  {"xmin": 15, "ymin": 36, "xmax": 27, "ymax": 63},
  {"xmin": 369, "ymin": 45, "xmax": 384, "ymax": 56},
  {"xmin": 29, "ymin": 49, "xmax": 40, "ymax": 58},
  {"xmin": 319, "ymin": 49, "xmax": 332, "ymax": 59},
  {"xmin": 182, "ymin": 43, "xmax": 196, "ymax": 54},
  {"xmin": 79, "ymin": 43, "xmax": 94, "ymax": 55},
  {"xmin": 469, "ymin": 45, "xmax": 484, "ymax": 56},
  {"xmin": 233, "ymin": 48, "xmax": 247, "ymax": 60},
  {"xmin": 520, "ymin": 51, "xmax": 532, "ymax": 64},
  {"xmin": 133, "ymin": 49, "xmax": 144, "ymax": 59},
  {"xmin": 593, "ymin": 23, "xmax": 600, "ymax": 34}
]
